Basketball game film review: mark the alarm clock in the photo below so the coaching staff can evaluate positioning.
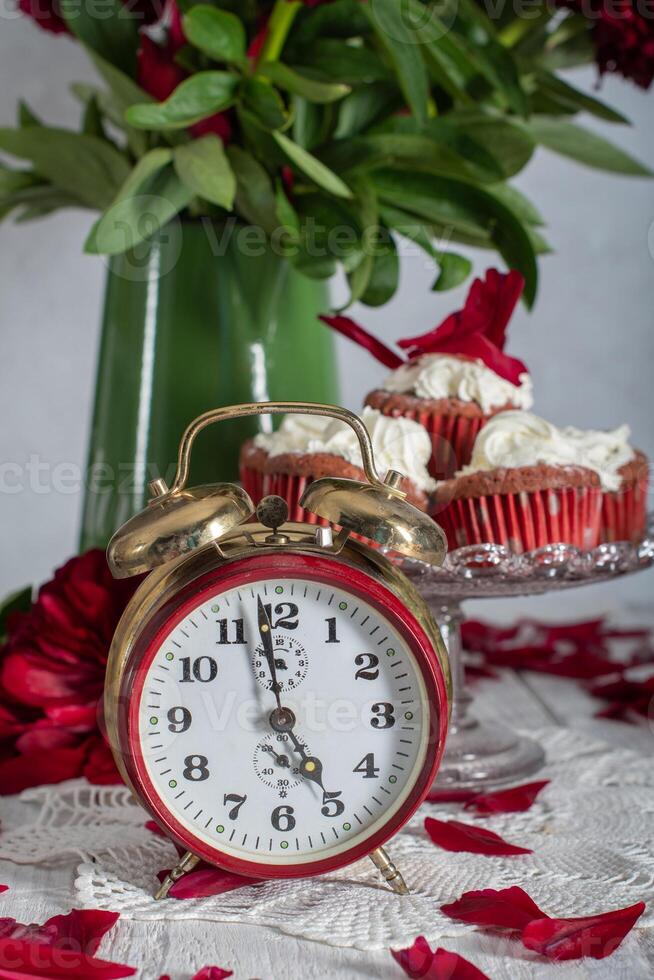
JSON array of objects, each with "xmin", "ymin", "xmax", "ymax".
[{"xmin": 104, "ymin": 402, "xmax": 451, "ymax": 899}]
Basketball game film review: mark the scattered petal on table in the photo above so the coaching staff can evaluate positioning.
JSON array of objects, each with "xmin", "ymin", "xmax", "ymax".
[
  {"xmin": 464, "ymin": 781, "xmax": 550, "ymax": 815},
  {"xmin": 0, "ymin": 936, "xmax": 136, "ymax": 978},
  {"xmin": 441, "ymin": 886, "xmax": 547, "ymax": 930},
  {"xmin": 145, "ymin": 820, "xmax": 168, "ymax": 838},
  {"xmin": 39, "ymin": 909, "xmax": 120, "ymax": 955},
  {"xmin": 192, "ymin": 968, "xmax": 234, "ymax": 980},
  {"xmin": 391, "ymin": 935, "xmax": 489, "ymax": 978},
  {"xmin": 522, "ymin": 902, "xmax": 646, "ymax": 961},
  {"xmin": 0, "ymin": 886, "xmax": 7, "ymax": 893},
  {"xmin": 424, "ymin": 818, "xmax": 532, "ymax": 856},
  {"xmin": 165, "ymin": 867, "xmax": 263, "ymax": 900},
  {"xmin": 425, "ymin": 789, "xmax": 478, "ymax": 804}
]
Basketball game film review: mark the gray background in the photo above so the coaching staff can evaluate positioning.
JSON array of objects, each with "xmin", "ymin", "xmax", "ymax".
[{"xmin": 1, "ymin": 19, "xmax": 653, "ymax": 613}]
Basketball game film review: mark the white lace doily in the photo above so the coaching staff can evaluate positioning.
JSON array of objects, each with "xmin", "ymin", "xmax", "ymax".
[{"xmin": 2, "ymin": 727, "xmax": 653, "ymax": 952}]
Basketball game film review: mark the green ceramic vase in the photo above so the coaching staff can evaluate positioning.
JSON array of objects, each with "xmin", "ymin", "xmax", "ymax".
[{"xmin": 79, "ymin": 219, "xmax": 338, "ymax": 551}]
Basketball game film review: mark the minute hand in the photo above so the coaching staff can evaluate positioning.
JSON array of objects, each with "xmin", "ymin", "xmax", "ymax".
[{"xmin": 256, "ymin": 595, "xmax": 282, "ymax": 712}]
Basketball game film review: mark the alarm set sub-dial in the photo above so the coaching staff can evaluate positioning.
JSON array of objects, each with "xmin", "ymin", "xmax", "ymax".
[
  {"xmin": 253, "ymin": 734, "xmax": 303, "ymax": 795},
  {"xmin": 251, "ymin": 635, "xmax": 308, "ymax": 693}
]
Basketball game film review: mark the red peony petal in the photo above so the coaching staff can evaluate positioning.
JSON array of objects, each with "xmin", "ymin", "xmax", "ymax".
[
  {"xmin": 145, "ymin": 820, "xmax": 168, "ymax": 838},
  {"xmin": 0, "ymin": 937, "xmax": 135, "ymax": 978},
  {"xmin": 164, "ymin": 868, "xmax": 262, "ymax": 900},
  {"xmin": 441, "ymin": 886, "xmax": 547, "ymax": 930},
  {"xmin": 82, "ymin": 739, "xmax": 122, "ymax": 786},
  {"xmin": 522, "ymin": 902, "xmax": 645, "ymax": 961},
  {"xmin": 426, "ymin": 788, "xmax": 478, "ymax": 804},
  {"xmin": 464, "ymin": 780, "xmax": 550, "ymax": 815},
  {"xmin": 192, "ymin": 968, "xmax": 233, "ymax": 980},
  {"xmin": 39, "ymin": 909, "xmax": 119, "ymax": 956},
  {"xmin": 319, "ymin": 315, "xmax": 404, "ymax": 369},
  {"xmin": 0, "ymin": 745, "xmax": 88, "ymax": 795},
  {"xmin": 391, "ymin": 936, "xmax": 489, "ymax": 979},
  {"xmin": 424, "ymin": 817, "xmax": 532, "ymax": 856},
  {"xmin": 0, "ymin": 886, "xmax": 7, "ymax": 894}
]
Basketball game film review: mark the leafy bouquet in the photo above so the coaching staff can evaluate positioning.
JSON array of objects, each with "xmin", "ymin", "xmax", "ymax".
[{"xmin": 2, "ymin": 0, "xmax": 652, "ymax": 309}]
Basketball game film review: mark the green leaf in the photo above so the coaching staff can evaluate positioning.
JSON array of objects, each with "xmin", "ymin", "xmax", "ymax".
[
  {"xmin": 488, "ymin": 182, "xmax": 545, "ymax": 226},
  {"xmin": 183, "ymin": 5, "xmax": 247, "ymax": 65},
  {"xmin": 125, "ymin": 72, "xmax": 239, "ymax": 130},
  {"xmin": 342, "ymin": 181, "xmax": 376, "ymax": 306},
  {"xmin": 0, "ymin": 586, "xmax": 31, "ymax": 642},
  {"xmin": 0, "ymin": 163, "xmax": 41, "ymax": 199},
  {"xmin": 275, "ymin": 180, "xmax": 301, "ymax": 238},
  {"xmin": 259, "ymin": 62, "xmax": 350, "ymax": 104},
  {"xmin": 242, "ymin": 78, "xmax": 288, "ymax": 130},
  {"xmin": 85, "ymin": 149, "xmax": 192, "ymax": 255},
  {"xmin": 446, "ymin": 111, "xmax": 535, "ymax": 178},
  {"xmin": 334, "ymin": 83, "xmax": 401, "ymax": 139},
  {"xmin": 18, "ymin": 100, "xmax": 41, "ymax": 127},
  {"xmin": 272, "ymin": 130, "xmax": 352, "ymax": 198},
  {"xmin": 12, "ymin": 186, "xmax": 84, "ymax": 222},
  {"xmin": 82, "ymin": 95, "xmax": 105, "ymax": 139},
  {"xmin": 363, "ymin": 0, "xmax": 429, "ymax": 126},
  {"xmin": 528, "ymin": 117, "xmax": 652, "ymax": 176},
  {"xmin": 379, "ymin": 201, "xmax": 472, "ymax": 290},
  {"xmin": 533, "ymin": 70, "xmax": 629, "ymax": 124},
  {"xmin": 85, "ymin": 51, "xmax": 154, "ymax": 156},
  {"xmin": 359, "ymin": 225, "xmax": 399, "ymax": 307},
  {"xmin": 372, "ymin": 169, "xmax": 538, "ymax": 306},
  {"xmin": 59, "ymin": 0, "xmax": 139, "ymax": 77},
  {"xmin": 226, "ymin": 145, "xmax": 279, "ymax": 233},
  {"xmin": 293, "ymin": 39, "xmax": 391, "ymax": 85},
  {"xmin": 432, "ymin": 251, "xmax": 473, "ymax": 291},
  {"xmin": 173, "ymin": 135, "xmax": 236, "ymax": 209},
  {"xmin": 0, "ymin": 126, "xmax": 130, "ymax": 209},
  {"xmin": 291, "ymin": 0, "xmax": 371, "ymax": 44}
]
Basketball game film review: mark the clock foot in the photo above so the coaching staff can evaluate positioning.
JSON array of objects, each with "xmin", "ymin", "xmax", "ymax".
[
  {"xmin": 370, "ymin": 847, "xmax": 409, "ymax": 895},
  {"xmin": 154, "ymin": 850, "xmax": 201, "ymax": 900}
]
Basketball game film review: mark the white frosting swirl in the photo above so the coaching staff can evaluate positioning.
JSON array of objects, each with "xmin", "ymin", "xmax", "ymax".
[
  {"xmin": 254, "ymin": 407, "xmax": 436, "ymax": 493},
  {"xmin": 382, "ymin": 353, "xmax": 533, "ymax": 414},
  {"xmin": 460, "ymin": 410, "xmax": 635, "ymax": 492}
]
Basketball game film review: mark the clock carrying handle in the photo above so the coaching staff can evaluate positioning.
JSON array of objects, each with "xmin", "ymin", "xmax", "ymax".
[{"xmin": 169, "ymin": 401, "xmax": 404, "ymax": 497}]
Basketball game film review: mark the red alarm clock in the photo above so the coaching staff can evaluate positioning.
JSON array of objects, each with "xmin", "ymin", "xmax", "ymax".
[{"xmin": 104, "ymin": 402, "xmax": 450, "ymax": 897}]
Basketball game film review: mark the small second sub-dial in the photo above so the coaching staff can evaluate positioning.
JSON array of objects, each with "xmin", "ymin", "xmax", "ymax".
[
  {"xmin": 253, "ymin": 734, "xmax": 303, "ymax": 797},
  {"xmin": 252, "ymin": 635, "xmax": 308, "ymax": 692}
]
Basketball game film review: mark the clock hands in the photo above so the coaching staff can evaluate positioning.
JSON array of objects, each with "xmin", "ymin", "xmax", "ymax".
[
  {"xmin": 256, "ymin": 595, "xmax": 283, "ymax": 713},
  {"xmin": 254, "ymin": 595, "xmax": 342, "ymax": 809}
]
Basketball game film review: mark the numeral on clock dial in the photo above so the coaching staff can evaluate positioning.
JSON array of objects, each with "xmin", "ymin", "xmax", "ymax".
[
  {"xmin": 321, "ymin": 791, "xmax": 345, "ymax": 817},
  {"xmin": 167, "ymin": 706, "xmax": 192, "ymax": 733},
  {"xmin": 271, "ymin": 805, "xmax": 295, "ymax": 832},
  {"xmin": 180, "ymin": 656, "xmax": 217, "ymax": 683},
  {"xmin": 263, "ymin": 602, "xmax": 299, "ymax": 630},
  {"xmin": 325, "ymin": 617, "xmax": 339, "ymax": 644},
  {"xmin": 354, "ymin": 653, "xmax": 379, "ymax": 680},
  {"xmin": 223, "ymin": 793, "xmax": 247, "ymax": 820},
  {"xmin": 370, "ymin": 702, "xmax": 396, "ymax": 729},
  {"xmin": 353, "ymin": 753, "xmax": 379, "ymax": 779},
  {"xmin": 183, "ymin": 755, "xmax": 210, "ymax": 781},
  {"xmin": 216, "ymin": 618, "xmax": 246, "ymax": 644}
]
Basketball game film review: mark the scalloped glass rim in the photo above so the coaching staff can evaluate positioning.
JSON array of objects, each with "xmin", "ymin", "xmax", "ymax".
[{"xmin": 393, "ymin": 514, "xmax": 654, "ymax": 599}]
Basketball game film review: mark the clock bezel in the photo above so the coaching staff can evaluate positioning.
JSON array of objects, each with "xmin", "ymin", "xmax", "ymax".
[{"xmin": 116, "ymin": 550, "xmax": 449, "ymax": 880}]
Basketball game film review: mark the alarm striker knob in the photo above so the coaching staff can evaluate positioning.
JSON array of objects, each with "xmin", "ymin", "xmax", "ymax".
[{"xmin": 256, "ymin": 495, "xmax": 289, "ymax": 532}]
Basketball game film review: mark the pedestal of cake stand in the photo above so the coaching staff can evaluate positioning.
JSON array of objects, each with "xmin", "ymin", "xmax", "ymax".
[{"xmin": 397, "ymin": 524, "xmax": 654, "ymax": 793}]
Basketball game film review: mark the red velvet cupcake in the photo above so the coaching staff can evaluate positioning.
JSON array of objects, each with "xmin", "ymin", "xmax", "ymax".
[
  {"xmin": 239, "ymin": 407, "xmax": 436, "ymax": 523},
  {"xmin": 322, "ymin": 268, "xmax": 532, "ymax": 480},
  {"xmin": 600, "ymin": 450, "xmax": 649, "ymax": 543},
  {"xmin": 431, "ymin": 412, "xmax": 646, "ymax": 553}
]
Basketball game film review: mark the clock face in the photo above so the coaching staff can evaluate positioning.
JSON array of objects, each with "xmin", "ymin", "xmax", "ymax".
[{"xmin": 126, "ymin": 556, "xmax": 444, "ymax": 876}]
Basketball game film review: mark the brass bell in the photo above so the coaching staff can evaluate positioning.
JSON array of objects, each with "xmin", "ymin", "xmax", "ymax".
[
  {"xmin": 107, "ymin": 480, "xmax": 254, "ymax": 578},
  {"xmin": 302, "ymin": 471, "xmax": 447, "ymax": 567}
]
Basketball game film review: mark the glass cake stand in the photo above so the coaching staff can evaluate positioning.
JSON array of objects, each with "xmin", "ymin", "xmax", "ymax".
[{"xmin": 396, "ymin": 516, "xmax": 654, "ymax": 792}]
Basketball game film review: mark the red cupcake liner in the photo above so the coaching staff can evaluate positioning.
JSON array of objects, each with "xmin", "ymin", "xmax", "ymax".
[
  {"xmin": 601, "ymin": 475, "xmax": 649, "ymax": 543},
  {"xmin": 266, "ymin": 473, "xmax": 329, "ymax": 526},
  {"xmin": 369, "ymin": 401, "xmax": 486, "ymax": 479},
  {"xmin": 433, "ymin": 486, "xmax": 603, "ymax": 554},
  {"xmin": 239, "ymin": 463, "xmax": 268, "ymax": 504}
]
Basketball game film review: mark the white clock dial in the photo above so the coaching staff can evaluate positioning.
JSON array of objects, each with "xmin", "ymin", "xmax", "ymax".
[{"xmin": 135, "ymin": 574, "xmax": 429, "ymax": 866}]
